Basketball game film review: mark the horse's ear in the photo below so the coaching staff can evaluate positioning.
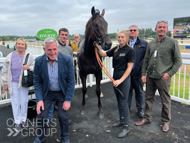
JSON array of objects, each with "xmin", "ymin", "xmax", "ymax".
[
  {"xmin": 101, "ymin": 9, "xmax": 105, "ymax": 16},
  {"xmin": 91, "ymin": 6, "xmax": 95, "ymax": 16}
]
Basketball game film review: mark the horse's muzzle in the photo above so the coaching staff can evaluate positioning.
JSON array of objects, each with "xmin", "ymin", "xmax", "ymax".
[{"xmin": 104, "ymin": 41, "xmax": 112, "ymax": 50}]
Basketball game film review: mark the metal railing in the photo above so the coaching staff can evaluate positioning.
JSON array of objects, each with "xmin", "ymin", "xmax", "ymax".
[
  {"xmin": 0, "ymin": 44, "xmax": 190, "ymax": 105},
  {"xmin": 0, "ymin": 55, "xmax": 113, "ymax": 105}
]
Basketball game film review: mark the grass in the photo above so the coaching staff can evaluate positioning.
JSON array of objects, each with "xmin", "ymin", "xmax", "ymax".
[{"xmin": 170, "ymin": 73, "xmax": 190, "ymax": 100}]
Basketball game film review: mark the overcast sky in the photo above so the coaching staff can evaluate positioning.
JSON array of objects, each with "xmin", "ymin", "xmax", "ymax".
[{"xmin": 0, "ymin": 0, "xmax": 189, "ymax": 36}]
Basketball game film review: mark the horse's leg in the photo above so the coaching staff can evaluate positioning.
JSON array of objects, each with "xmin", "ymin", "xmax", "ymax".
[
  {"xmin": 95, "ymin": 71, "xmax": 104, "ymax": 118},
  {"xmin": 79, "ymin": 71, "xmax": 87, "ymax": 115}
]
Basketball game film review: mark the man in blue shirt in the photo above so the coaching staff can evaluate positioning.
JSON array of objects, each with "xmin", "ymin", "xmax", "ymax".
[{"xmin": 33, "ymin": 38, "xmax": 75, "ymax": 143}]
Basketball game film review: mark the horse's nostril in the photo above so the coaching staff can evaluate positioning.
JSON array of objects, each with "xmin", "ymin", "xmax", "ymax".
[{"xmin": 105, "ymin": 42, "xmax": 112, "ymax": 48}]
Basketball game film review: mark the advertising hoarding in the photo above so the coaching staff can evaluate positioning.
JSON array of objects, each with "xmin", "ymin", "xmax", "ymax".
[{"xmin": 173, "ymin": 17, "xmax": 190, "ymax": 38}]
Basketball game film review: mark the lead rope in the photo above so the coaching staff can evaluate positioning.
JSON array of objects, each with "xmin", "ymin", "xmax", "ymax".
[{"xmin": 94, "ymin": 44, "xmax": 124, "ymax": 98}]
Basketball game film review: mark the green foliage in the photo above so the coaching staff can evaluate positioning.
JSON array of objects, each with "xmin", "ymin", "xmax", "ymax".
[
  {"xmin": 0, "ymin": 28, "xmax": 172, "ymax": 41},
  {"xmin": 138, "ymin": 28, "xmax": 171, "ymax": 39}
]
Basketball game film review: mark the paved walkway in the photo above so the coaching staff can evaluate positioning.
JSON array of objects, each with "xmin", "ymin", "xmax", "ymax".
[
  {"xmin": 0, "ymin": 82, "xmax": 190, "ymax": 143},
  {"xmin": 0, "ymin": 45, "xmax": 13, "ymax": 57}
]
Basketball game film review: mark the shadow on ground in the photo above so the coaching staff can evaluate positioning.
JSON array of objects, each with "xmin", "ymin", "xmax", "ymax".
[{"xmin": 0, "ymin": 82, "xmax": 190, "ymax": 143}]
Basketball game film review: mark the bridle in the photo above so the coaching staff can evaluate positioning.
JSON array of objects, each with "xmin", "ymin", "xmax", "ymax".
[{"xmin": 91, "ymin": 17, "xmax": 108, "ymax": 45}]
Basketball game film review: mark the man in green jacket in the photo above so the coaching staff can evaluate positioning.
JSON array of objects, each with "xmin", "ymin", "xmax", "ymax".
[{"xmin": 135, "ymin": 20, "xmax": 182, "ymax": 132}]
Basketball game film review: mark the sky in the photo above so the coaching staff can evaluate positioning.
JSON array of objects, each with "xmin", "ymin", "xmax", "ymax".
[{"xmin": 0, "ymin": 0, "xmax": 189, "ymax": 36}]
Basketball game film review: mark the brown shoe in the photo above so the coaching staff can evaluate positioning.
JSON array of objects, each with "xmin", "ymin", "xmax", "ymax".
[
  {"xmin": 162, "ymin": 123, "xmax": 169, "ymax": 132},
  {"xmin": 135, "ymin": 119, "xmax": 150, "ymax": 126}
]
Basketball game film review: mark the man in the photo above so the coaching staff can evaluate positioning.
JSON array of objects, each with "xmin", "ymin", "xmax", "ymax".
[
  {"xmin": 58, "ymin": 28, "xmax": 73, "ymax": 61},
  {"xmin": 70, "ymin": 34, "xmax": 80, "ymax": 55},
  {"xmin": 33, "ymin": 38, "xmax": 75, "ymax": 143},
  {"xmin": 135, "ymin": 21, "xmax": 182, "ymax": 132},
  {"xmin": 128, "ymin": 25, "xmax": 148, "ymax": 118},
  {"xmin": 47, "ymin": 28, "xmax": 74, "ymax": 121},
  {"xmin": 70, "ymin": 34, "xmax": 80, "ymax": 83}
]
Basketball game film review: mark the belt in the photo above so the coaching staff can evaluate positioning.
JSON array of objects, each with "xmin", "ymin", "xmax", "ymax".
[
  {"xmin": 48, "ymin": 90, "xmax": 62, "ymax": 92},
  {"xmin": 114, "ymin": 69, "xmax": 125, "ymax": 71}
]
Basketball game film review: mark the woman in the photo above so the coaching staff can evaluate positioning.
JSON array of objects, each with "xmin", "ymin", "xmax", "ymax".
[
  {"xmin": 1, "ymin": 38, "xmax": 34, "ymax": 132},
  {"xmin": 66, "ymin": 39, "xmax": 71, "ymax": 47},
  {"xmin": 96, "ymin": 30, "xmax": 135, "ymax": 138}
]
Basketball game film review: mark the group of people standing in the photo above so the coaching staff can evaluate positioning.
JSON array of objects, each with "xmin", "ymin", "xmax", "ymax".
[
  {"xmin": 96, "ymin": 20, "xmax": 182, "ymax": 138},
  {"xmin": 0, "ymin": 28, "xmax": 79, "ymax": 143},
  {"xmin": 0, "ymin": 20, "xmax": 182, "ymax": 143}
]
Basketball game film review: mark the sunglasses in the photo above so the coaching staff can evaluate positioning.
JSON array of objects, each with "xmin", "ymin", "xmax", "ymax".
[
  {"xmin": 157, "ymin": 20, "xmax": 168, "ymax": 24},
  {"xmin": 130, "ymin": 29, "xmax": 137, "ymax": 32}
]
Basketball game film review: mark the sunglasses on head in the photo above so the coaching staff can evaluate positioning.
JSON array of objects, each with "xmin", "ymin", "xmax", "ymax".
[
  {"xmin": 157, "ymin": 20, "xmax": 168, "ymax": 24},
  {"xmin": 130, "ymin": 29, "xmax": 137, "ymax": 32}
]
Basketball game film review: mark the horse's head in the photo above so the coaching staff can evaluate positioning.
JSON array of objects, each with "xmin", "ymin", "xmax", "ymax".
[{"xmin": 87, "ymin": 6, "xmax": 112, "ymax": 51}]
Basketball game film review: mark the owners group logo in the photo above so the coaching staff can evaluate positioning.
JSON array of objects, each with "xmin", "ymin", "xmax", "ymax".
[{"xmin": 6, "ymin": 118, "xmax": 57, "ymax": 137}]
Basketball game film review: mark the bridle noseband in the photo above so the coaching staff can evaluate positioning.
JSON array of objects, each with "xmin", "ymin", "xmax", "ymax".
[{"xmin": 91, "ymin": 18, "xmax": 108, "ymax": 45}]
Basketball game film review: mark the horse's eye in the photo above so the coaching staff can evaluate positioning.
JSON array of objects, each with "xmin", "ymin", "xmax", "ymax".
[{"xmin": 95, "ymin": 24, "xmax": 99, "ymax": 29}]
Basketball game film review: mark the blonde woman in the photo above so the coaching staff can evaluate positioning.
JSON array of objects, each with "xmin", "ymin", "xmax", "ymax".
[
  {"xmin": 95, "ymin": 30, "xmax": 135, "ymax": 138},
  {"xmin": 1, "ymin": 38, "xmax": 34, "ymax": 132}
]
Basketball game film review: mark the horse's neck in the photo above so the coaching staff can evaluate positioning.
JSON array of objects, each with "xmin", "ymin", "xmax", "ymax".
[{"xmin": 84, "ymin": 37, "xmax": 95, "ymax": 57}]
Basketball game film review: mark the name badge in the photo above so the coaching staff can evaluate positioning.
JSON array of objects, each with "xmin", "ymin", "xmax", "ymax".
[{"xmin": 154, "ymin": 50, "xmax": 157, "ymax": 57}]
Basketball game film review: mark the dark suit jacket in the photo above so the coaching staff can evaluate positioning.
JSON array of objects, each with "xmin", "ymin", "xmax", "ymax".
[
  {"xmin": 132, "ymin": 37, "xmax": 148, "ymax": 79},
  {"xmin": 33, "ymin": 52, "xmax": 75, "ymax": 102}
]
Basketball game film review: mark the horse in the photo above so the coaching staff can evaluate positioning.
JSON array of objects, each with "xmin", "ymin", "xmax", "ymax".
[{"xmin": 77, "ymin": 6, "xmax": 112, "ymax": 118}]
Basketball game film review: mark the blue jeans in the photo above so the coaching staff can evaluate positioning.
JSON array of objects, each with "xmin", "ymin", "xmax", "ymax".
[{"xmin": 48, "ymin": 103, "xmax": 54, "ymax": 119}]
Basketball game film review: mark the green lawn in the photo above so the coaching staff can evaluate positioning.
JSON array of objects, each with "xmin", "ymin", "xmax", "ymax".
[{"xmin": 170, "ymin": 74, "xmax": 190, "ymax": 100}]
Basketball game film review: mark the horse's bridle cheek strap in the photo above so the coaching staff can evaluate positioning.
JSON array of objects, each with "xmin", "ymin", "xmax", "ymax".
[{"xmin": 91, "ymin": 19, "xmax": 108, "ymax": 45}]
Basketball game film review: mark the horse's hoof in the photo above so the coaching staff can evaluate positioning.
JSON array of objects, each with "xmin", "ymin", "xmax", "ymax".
[
  {"xmin": 85, "ymin": 94, "xmax": 88, "ymax": 98},
  {"xmin": 81, "ymin": 110, "xmax": 85, "ymax": 115},
  {"xmin": 99, "ymin": 112, "xmax": 104, "ymax": 118}
]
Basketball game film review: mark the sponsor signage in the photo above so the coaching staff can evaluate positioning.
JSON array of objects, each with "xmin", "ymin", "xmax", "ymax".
[{"xmin": 36, "ymin": 28, "xmax": 58, "ymax": 40}]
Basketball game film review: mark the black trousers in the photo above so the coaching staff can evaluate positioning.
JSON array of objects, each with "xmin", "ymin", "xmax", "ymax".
[
  {"xmin": 113, "ymin": 70, "xmax": 130, "ymax": 125},
  {"xmin": 128, "ymin": 70, "xmax": 145, "ymax": 110},
  {"xmin": 37, "ymin": 91, "xmax": 69, "ymax": 142}
]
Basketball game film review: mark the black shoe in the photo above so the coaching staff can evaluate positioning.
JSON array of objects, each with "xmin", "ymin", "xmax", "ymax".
[
  {"xmin": 138, "ymin": 109, "xmax": 144, "ymax": 118},
  {"xmin": 112, "ymin": 120, "xmax": 124, "ymax": 127},
  {"xmin": 117, "ymin": 126, "xmax": 130, "ymax": 138}
]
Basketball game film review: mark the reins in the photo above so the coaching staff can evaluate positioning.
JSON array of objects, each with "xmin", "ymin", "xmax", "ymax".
[{"xmin": 94, "ymin": 44, "xmax": 124, "ymax": 98}]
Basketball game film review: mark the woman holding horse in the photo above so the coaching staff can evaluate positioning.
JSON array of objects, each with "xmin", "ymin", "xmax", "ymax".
[{"xmin": 95, "ymin": 30, "xmax": 135, "ymax": 138}]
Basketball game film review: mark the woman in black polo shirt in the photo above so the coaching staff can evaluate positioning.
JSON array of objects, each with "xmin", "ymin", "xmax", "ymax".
[{"xmin": 96, "ymin": 30, "xmax": 135, "ymax": 138}]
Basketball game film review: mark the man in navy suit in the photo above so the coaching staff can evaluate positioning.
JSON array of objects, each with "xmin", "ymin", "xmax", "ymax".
[
  {"xmin": 33, "ymin": 38, "xmax": 75, "ymax": 143},
  {"xmin": 128, "ymin": 25, "xmax": 148, "ymax": 118}
]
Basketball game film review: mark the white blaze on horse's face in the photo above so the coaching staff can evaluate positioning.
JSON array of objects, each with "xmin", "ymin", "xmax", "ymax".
[{"xmin": 44, "ymin": 42, "xmax": 59, "ymax": 62}]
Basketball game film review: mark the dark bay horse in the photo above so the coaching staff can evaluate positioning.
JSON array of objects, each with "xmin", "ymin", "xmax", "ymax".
[{"xmin": 78, "ymin": 7, "xmax": 112, "ymax": 118}]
